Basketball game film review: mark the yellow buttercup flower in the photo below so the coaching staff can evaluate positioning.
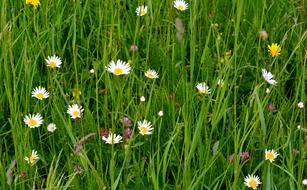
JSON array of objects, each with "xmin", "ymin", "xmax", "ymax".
[
  {"xmin": 268, "ymin": 43, "xmax": 281, "ymax": 57},
  {"xmin": 26, "ymin": 0, "xmax": 40, "ymax": 9}
]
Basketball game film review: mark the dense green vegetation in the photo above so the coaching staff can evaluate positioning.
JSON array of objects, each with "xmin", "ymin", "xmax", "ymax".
[{"xmin": 0, "ymin": 0, "xmax": 306, "ymax": 189}]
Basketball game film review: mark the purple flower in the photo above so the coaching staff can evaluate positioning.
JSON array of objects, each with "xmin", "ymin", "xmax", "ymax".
[
  {"xmin": 99, "ymin": 128, "xmax": 108, "ymax": 138},
  {"xmin": 267, "ymin": 103, "xmax": 277, "ymax": 112},
  {"xmin": 124, "ymin": 127, "xmax": 132, "ymax": 139},
  {"xmin": 120, "ymin": 116, "xmax": 132, "ymax": 127},
  {"xmin": 240, "ymin": 151, "xmax": 250, "ymax": 161},
  {"xmin": 21, "ymin": 171, "xmax": 27, "ymax": 179}
]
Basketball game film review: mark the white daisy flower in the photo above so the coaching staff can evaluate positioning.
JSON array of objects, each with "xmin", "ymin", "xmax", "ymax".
[
  {"xmin": 244, "ymin": 174, "xmax": 261, "ymax": 189},
  {"xmin": 47, "ymin": 123, "xmax": 57, "ymax": 132},
  {"xmin": 24, "ymin": 150, "xmax": 39, "ymax": 165},
  {"xmin": 67, "ymin": 104, "xmax": 84, "ymax": 119},
  {"xmin": 174, "ymin": 0, "xmax": 188, "ymax": 11},
  {"xmin": 46, "ymin": 55, "xmax": 62, "ymax": 69},
  {"xmin": 136, "ymin": 5, "xmax": 148, "ymax": 16},
  {"xmin": 302, "ymin": 179, "xmax": 307, "ymax": 185},
  {"xmin": 262, "ymin": 69, "xmax": 277, "ymax": 86},
  {"xmin": 138, "ymin": 120, "xmax": 153, "ymax": 135},
  {"xmin": 265, "ymin": 149, "xmax": 279, "ymax": 163},
  {"xmin": 145, "ymin": 69, "xmax": 159, "ymax": 79},
  {"xmin": 102, "ymin": 133, "xmax": 122, "ymax": 144},
  {"xmin": 196, "ymin": 82, "xmax": 211, "ymax": 95},
  {"xmin": 90, "ymin": 69, "xmax": 94, "ymax": 74},
  {"xmin": 298, "ymin": 102, "xmax": 304, "ymax": 109},
  {"xmin": 24, "ymin": 113, "xmax": 43, "ymax": 128},
  {"xmin": 31, "ymin": 86, "xmax": 49, "ymax": 100},
  {"xmin": 105, "ymin": 60, "xmax": 131, "ymax": 76}
]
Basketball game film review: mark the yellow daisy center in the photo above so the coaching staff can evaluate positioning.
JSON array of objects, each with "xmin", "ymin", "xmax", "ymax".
[
  {"xmin": 110, "ymin": 139, "xmax": 114, "ymax": 144},
  {"xmin": 140, "ymin": 126, "xmax": 148, "ymax": 134},
  {"xmin": 29, "ymin": 155, "xmax": 36, "ymax": 163},
  {"xmin": 49, "ymin": 61, "xmax": 57, "ymax": 68},
  {"xmin": 266, "ymin": 152, "xmax": 274, "ymax": 160},
  {"xmin": 177, "ymin": 5, "xmax": 184, "ymax": 10},
  {"xmin": 36, "ymin": 92, "xmax": 44, "ymax": 99},
  {"xmin": 72, "ymin": 111, "xmax": 80, "ymax": 118},
  {"xmin": 114, "ymin": 68, "xmax": 123, "ymax": 75},
  {"xmin": 29, "ymin": 119, "xmax": 37, "ymax": 127},
  {"xmin": 147, "ymin": 73, "xmax": 154, "ymax": 79},
  {"xmin": 248, "ymin": 180, "xmax": 257, "ymax": 188},
  {"xmin": 200, "ymin": 89, "xmax": 207, "ymax": 94},
  {"xmin": 140, "ymin": 10, "xmax": 146, "ymax": 15}
]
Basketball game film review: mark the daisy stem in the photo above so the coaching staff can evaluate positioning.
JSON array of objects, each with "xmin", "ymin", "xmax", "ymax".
[
  {"xmin": 265, "ymin": 164, "xmax": 271, "ymax": 190},
  {"xmin": 110, "ymin": 143, "xmax": 115, "ymax": 189}
]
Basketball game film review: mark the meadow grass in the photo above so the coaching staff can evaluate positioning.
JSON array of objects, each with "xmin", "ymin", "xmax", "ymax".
[{"xmin": 0, "ymin": 0, "xmax": 306, "ymax": 189}]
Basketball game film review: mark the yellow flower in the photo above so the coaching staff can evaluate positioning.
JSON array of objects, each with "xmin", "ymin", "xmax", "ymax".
[
  {"xmin": 268, "ymin": 43, "xmax": 281, "ymax": 57},
  {"xmin": 26, "ymin": 0, "xmax": 40, "ymax": 9}
]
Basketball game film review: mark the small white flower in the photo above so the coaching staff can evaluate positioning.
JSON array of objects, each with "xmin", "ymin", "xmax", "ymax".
[
  {"xmin": 47, "ymin": 123, "xmax": 57, "ymax": 132},
  {"xmin": 158, "ymin": 111, "xmax": 164, "ymax": 117},
  {"xmin": 265, "ymin": 88, "xmax": 271, "ymax": 94},
  {"xmin": 174, "ymin": 0, "xmax": 188, "ymax": 11},
  {"xmin": 297, "ymin": 125, "xmax": 301, "ymax": 129},
  {"xmin": 302, "ymin": 179, "xmax": 307, "ymax": 185},
  {"xmin": 196, "ymin": 82, "xmax": 211, "ymax": 95},
  {"xmin": 262, "ymin": 69, "xmax": 277, "ymax": 86},
  {"xmin": 244, "ymin": 174, "xmax": 261, "ymax": 189},
  {"xmin": 24, "ymin": 150, "xmax": 39, "ymax": 165},
  {"xmin": 138, "ymin": 120, "xmax": 153, "ymax": 135},
  {"xmin": 140, "ymin": 96, "xmax": 146, "ymax": 102},
  {"xmin": 67, "ymin": 104, "xmax": 84, "ymax": 119},
  {"xmin": 265, "ymin": 149, "xmax": 279, "ymax": 163},
  {"xmin": 217, "ymin": 79, "xmax": 224, "ymax": 87},
  {"xmin": 46, "ymin": 55, "xmax": 62, "ymax": 69},
  {"xmin": 106, "ymin": 60, "xmax": 131, "ymax": 76},
  {"xmin": 298, "ymin": 102, "xmax": 304, "ymax": 109},
  {"xmin": 145, "ymin": 69, "xmax": 159, "ymax": 79},
  {"xmin": 102, "ymin": 133, "xmax": 122, "ymax": 144},
  {"xmin": 90, "ymin": 69, "xmax": 94, "ymax": 74},
  {"xmin": 32, "ymin": 86, "xmax": 49, "ymax": 100},
  {"xmin": 24, "ymin": 113, "xmax": 43, "ymax": 128},
  {"xmin": 136, "ymin": 5, "xmax": 147, "ymax": 16}
]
